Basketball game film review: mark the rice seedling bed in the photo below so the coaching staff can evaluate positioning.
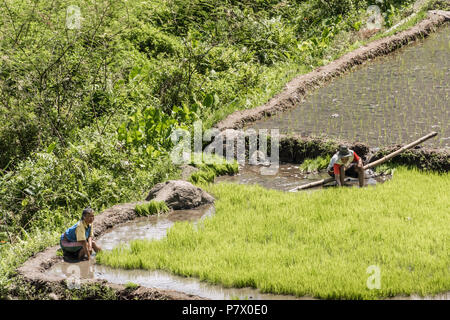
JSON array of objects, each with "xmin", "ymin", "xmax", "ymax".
[{"xmin": 97, "ymin": 167, "xmax": 450, "ymax": 299}]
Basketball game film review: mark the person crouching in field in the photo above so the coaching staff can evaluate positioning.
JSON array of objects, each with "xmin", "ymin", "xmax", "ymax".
[
  {"xmin": 60, "ymin": 207, "xmax": 101, "ymax": 261},
  {"xmin": 327, "ymin": 145, "xmax": 365, "ymax": 187}
]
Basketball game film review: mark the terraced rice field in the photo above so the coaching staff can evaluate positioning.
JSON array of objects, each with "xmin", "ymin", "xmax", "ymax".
[{"xmin": 248, "ymin": 26, "xmax": 449, "ymax": 149}]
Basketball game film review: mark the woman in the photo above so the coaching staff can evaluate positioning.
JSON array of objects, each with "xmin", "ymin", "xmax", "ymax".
[{"xmin": 60, "ymin": 207, "xmax": 101, "ymax": 261}]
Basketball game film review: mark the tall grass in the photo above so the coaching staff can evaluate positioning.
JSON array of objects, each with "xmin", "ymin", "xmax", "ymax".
[{"xmin": 97, "ymin": 167, "xmax": 450, "ymax": 299}]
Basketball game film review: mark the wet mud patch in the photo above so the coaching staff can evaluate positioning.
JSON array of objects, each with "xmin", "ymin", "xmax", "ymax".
[{"xmin": 215, "ymin": 163, "xmax": 390, "ymax": 192}]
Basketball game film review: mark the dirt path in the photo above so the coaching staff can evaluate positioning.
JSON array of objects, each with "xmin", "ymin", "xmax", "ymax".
[{"xmin": 215, "ymin": 10, "xmax": 450, "ymax": 131}]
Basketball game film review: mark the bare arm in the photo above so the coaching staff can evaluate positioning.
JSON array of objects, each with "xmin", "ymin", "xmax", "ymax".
[
  {"xmin": 357, "ymin": 158, "xmax": 363, "ymax": 168},
  {"xmin": 335, "ymin": 173, "xmax": 342, "ymax": 186},
  {"xmin": 88, "ymin": 237, "xmax": 93, "ymax": 253},
  {"xmin": 83, "ymin": 241, "xmax": 91, "ymax": 260}
]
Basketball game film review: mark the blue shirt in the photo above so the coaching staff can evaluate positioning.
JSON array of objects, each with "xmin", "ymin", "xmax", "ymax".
[{"xmin": 60, "ymin": 220, "xmax": 92, "ymax": 242}]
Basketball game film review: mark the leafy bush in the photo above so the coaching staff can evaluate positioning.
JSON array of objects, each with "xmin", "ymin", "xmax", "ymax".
[{"xmin": 0, "ymin": 126, "xmax": 179, "ymax": 237}]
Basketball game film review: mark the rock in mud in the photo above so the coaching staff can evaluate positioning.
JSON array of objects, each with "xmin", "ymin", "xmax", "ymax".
[{"xmin": 146, "ymin": 180, "xmax": 214, "ymax": 210}]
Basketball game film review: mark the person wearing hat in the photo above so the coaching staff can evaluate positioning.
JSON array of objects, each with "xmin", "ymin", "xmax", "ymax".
[
  {"xmin": 60, "ymin": 207, "xmax": 101, "ymax": 261},
  {"xmin": 327, "ymin": 145, "xmax": 365, "ymax": 187}
]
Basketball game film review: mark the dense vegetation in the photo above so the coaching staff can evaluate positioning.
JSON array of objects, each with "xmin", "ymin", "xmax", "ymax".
[
  {"xmin": 98, "ymin": 168, "xmax": 450, "ymax": 299},
  {"xmin": 1, "ymin": 0, "xmax": 447, "ymax": 298}
]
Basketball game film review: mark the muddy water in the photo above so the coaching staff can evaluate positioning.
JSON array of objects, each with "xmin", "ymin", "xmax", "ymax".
[
  {"xmin": 98, "ymin": 205, "xmax": 215, "ymax": 251},
  {"xmin": 47, "ymin": 204, "xmax": 299, "ymax": 300},
  {"xmin": 215, "ymin": 163, "xmax": 387, "ymax": 191},
  {"xmin": 248, "ymin": 26, "xmax": 450, "ymax": 149}
]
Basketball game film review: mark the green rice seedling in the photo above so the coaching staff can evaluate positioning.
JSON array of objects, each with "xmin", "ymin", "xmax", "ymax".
[
  {"xmin": 299, "ymin": 155, "xmax": 332, "ymax": 173},
  {"xmin": 56, "ymin": 248, "xmax": 64, "ymax": 257},
  {"xmin": 135, "ymin": 201, "xmax": 170, "ymax": 217},
  {"xmin": 373, "ymin": 163, "xmax": 396, "ymax": 175},
  {"xmin": 189, "ymin": 168, "xmax": 216, "ymax": 184},
  {"xmin": 98, "ymin": 168, "xmax": 450, "ymax": 299},
  {"xmin": 125, "ymin": 282, "xmax": 140, "ymax": 290},
  {"xmin": 188, "ymin": 153, "xmax": 239, "ymax": 185},
  {"xmin": 190, "ymin": 153, "xmax": 239, "ymax": 177}
]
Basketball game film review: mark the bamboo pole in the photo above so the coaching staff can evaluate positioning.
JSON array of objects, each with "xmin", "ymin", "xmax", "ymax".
[{"xmin": 291, "ymin": 132, "xmax": 438, "ymax": 191}]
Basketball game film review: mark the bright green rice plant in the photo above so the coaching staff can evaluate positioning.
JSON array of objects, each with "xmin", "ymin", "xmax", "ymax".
[
  {"xmin": 188, "ymin": 153, "xmax": 239, "ymax": 185},
  {"xmin": 135, "ymin": 201, "xmax": 170, "ymax": 216},
  {"xmin": 299, "ymin": 155, "xmax": 332, "ymax": 173},
  {"xmin": 125, "ymin": 282, "xmax": 139, "ymax": 290},
  {"xmin": 189, "ymin": 169, "xmax": 217, "ymax": 184},
  {"xmin": 98, "ymin": 167, "xmax": 450, "ymax": 299}
]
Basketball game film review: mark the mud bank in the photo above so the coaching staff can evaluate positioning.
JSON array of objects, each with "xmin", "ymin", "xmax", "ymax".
[
  {"xmin": 215, "ymin": 10, "xmax": 449, "ymax": 132},
  {"xmin": 15, "ymin": 202, "xmax": 205, "ymax": 300},
  {"xmin": 278, "ymin": 135, "xmax": 450, "ymax": 172},
  {"xmin": 213, "ymin": 132, "xmax": 449, "ymax": 172}
]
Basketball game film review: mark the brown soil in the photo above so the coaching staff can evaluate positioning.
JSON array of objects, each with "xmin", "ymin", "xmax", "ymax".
[
  {"xmin": 16, "ymin": 202, "xmax": 205, "ymax": 300},
  {"xmin": 215, "ymin": 11, "xmax": 450, "ymax": 131}
]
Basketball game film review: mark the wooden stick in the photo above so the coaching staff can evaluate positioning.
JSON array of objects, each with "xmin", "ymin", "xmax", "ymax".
[
  {"xmin": 291, "ymin": 132, "xmax": 438, "ymax": 191},
  {"xmin": 363, "ymin": 131, "xmax": 437, "ymax": 170}
]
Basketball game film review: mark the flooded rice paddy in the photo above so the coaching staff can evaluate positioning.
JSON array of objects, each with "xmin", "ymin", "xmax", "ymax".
[
  {"xmin": 248, "ymin": 26, "xmax": 449, "ymax": 149},
  {"xmin": 46, "ymin": 164, "xmax": 391, "ymax": 300},
  {"xmin": 215, "ymin": 164, "xmax": 386, "ymax": 191},
  {"xmin": 48, "ymin": 204, "xmax": 299, "ymax": 300},
  {"xmin": 46, "ymin": 26, "xmax": 449, "ymax": 300},
  {"xmin": 46, "ymin": 165, "xmax": 448, "ymax": 300}
]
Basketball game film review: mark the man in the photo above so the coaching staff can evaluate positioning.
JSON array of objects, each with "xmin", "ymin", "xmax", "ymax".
[
  {"xmin": 327, "ymin": 145, "xmax": 365, "ymax": 187},
  {"xmin": 60, "ymin": 207, "xmax": 101, "ymax": 261}
]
